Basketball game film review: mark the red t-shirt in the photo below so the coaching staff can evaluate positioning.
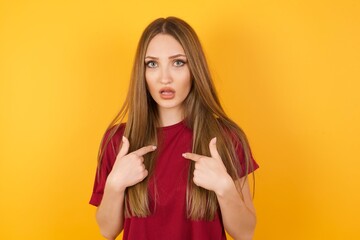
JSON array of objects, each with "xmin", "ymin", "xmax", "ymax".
[{"xmin": 89, "ymin": 121, "xmax": 259, "ymax": 240}]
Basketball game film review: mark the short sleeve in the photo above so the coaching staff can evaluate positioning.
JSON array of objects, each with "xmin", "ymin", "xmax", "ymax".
[
  {"xmin": 89, "ymin": 124, "xmax": 125, "ymax": 206},
  {"xmin": 231, "ymin": 134, "xmax": 259, "ymax": 178}
]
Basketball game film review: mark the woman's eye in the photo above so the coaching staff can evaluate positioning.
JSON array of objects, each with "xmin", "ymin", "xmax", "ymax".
[
  {"xmin": 146, "ymin": 61, "xmax": 157, "ymax": 68},
  {"xmin": 174, "ymin": 60, "xmax": 186, "ymax": 67}
]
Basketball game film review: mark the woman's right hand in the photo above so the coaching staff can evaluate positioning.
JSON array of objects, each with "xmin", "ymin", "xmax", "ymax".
[{"xmin": 106, "ymin": 136, "xmax": 157, "ymax": 192}]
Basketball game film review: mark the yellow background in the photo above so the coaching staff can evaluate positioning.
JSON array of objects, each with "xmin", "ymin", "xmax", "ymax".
[{"xmin": 1, "ymin": 0, "xmax": 359, "ymax": 239}]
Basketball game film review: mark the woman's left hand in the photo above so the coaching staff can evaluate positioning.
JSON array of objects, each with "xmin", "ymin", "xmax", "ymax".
[{"xmin": 182, "ymin": 137, "xmax": 233, "ymax": 195}]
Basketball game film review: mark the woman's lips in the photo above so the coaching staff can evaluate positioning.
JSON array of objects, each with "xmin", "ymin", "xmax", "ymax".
[{"xmin": 159, "ymin": 87, "xmax": 175, "ymax": 99}]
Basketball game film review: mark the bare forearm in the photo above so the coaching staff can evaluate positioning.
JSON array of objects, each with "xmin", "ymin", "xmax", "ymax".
[
  {"xmin": 216, "ymin": 178, "xmax": 256, "ymax": 240},
  {"xmin": 96, "ymin": 183, "xmax": 125, "ymax": 240}
]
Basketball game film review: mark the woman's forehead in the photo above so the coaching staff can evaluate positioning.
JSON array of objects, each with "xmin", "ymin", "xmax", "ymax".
[{"xmin": 145, "ymin": 34, "xmax": 185, "ymax": 57}]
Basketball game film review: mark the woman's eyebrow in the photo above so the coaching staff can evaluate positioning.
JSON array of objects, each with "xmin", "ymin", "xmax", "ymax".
[
  {"xmin": 145, "ymin": 56, "xmax": 158, "ymax": 60},
  {"xmin": 169, "ymin": 54, "xmax": 187, "ymax": 59},
  {"xmin": 145, "ymin": 54, "xmax": 187, "ymax": 60}
]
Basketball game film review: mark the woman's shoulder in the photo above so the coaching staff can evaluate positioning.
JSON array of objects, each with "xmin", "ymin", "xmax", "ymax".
[
  {"xmin": 217, "ymin": 119, "xmax": 251, "ymax": 157},
  {"xmin": 102, "ymin": 123, "xmax": 126, "ymax": 151},
  {"xmin": 217, "ymin": 119, "xmax": 242, "ymax": 142},
  {"xmin": 105, "ymin": 123, "xmax": 126, "ymax": 135}
]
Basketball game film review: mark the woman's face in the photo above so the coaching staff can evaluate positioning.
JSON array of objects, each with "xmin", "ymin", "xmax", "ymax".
[{"xmin": 145, "ymin": 34, "xmax": 191, "ymax": 119}]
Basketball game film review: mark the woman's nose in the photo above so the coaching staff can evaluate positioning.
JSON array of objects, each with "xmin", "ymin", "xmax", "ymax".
[{"xmin": 159, "ymin": 66, "xmax": 173, "ymax": 84}]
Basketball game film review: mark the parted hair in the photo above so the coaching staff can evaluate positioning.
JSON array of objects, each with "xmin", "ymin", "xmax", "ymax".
[{"xmin": 97, "ymin": 16, "xmax": 255, "ymax": 220}]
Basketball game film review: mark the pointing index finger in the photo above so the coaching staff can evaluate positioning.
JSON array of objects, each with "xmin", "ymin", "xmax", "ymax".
[
  {"xmin": 182, "ymin": 152, "xmax": 203, "ymax": 161},
  {"xmin": 133, "ymin": 145, "xmax": 157, "ymax": 156}
]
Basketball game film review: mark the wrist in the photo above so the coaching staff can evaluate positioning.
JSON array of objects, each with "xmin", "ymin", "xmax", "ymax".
[
  {"xmin": 215, "ymin": 175, "xmax": 235, "ymax": 197},
  {"xmin": 105, "ymin": 175, "xmax": 127, "ymax": 193}
]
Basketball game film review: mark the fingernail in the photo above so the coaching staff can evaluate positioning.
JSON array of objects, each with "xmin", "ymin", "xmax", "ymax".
[
  {"xmin": 182, "ymin": 153, "xmax": 187, "ymax": 157},
  {"xmin": 122, "ymin": 136, "xmax": 125, "ymax": 142},
  {"xmin": 213, "ymin": 137, "xmax": 217, "ymax": 143},
  {"xmin": 152, "ymin": 146, "xmax": 157, "ymax": 150}
]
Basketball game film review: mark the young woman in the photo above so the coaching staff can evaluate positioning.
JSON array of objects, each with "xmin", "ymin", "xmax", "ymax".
[{"xmin": 90, "ymin": 17, "xmax": 259, "ymax": 240}]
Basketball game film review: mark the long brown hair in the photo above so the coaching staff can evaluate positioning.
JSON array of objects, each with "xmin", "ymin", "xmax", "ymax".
[{"xmin": 97, "ymin": 17, "xmax": 255, "ymax": 220}]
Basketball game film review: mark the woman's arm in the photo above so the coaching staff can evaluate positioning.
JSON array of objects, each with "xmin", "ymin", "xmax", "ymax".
[
  {"xmin": 95, "ymin": 137, "xmax": 156, "ymax": 239},
  {"xmin": 96, "ymin": 182, "xmax": 126, "ymax": 240},
  {"xmin": 183, "ymin": 137, "xmax": 256, "ymax": 240},
  {"xmin": 216, "ymin": 176, "xmax": 256, "ymax": 240}
]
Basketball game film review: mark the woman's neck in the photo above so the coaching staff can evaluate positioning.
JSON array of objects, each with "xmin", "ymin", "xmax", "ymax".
[{"xmin": 158, "ymin": 107, "xmax": 184, "ymax": 127}]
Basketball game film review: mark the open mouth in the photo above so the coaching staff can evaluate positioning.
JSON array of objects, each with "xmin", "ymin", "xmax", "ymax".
[{"xmin": 159, "ymin": 87, "xmax": 175, "ymax": 99}]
